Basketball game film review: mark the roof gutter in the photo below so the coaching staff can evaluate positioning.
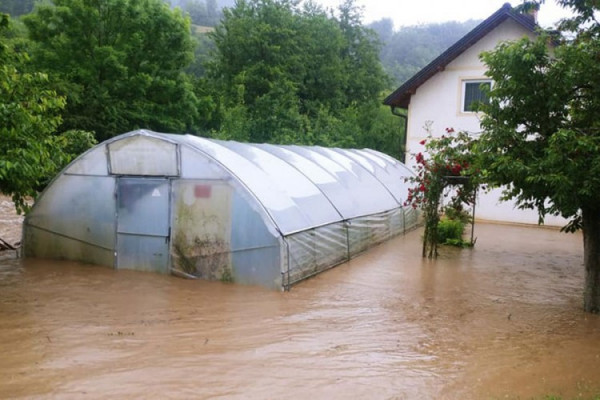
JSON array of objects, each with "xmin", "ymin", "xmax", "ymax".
[{"xmin": 390, "ymin": 106, "xmax": 408, "ymax": 163}]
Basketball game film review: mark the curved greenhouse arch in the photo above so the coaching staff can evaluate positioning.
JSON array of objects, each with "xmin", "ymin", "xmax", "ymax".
[{"xmin": 24, "ymin": 130, "xmax": 419, "ymax": 289}]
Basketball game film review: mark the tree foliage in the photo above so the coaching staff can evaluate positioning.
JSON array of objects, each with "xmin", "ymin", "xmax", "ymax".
[
  {"xmin": 0, "ymin": 13, "xmax": 65, "ymax": 213},
  {"xmin": 0, "ymin": 0, "xmax": 413, "ymax": 216},
  {"xmin": 478, "ymin": 34, "xmax": 600, "ymax": 229},
  {"xmin": 476, "ymin": 0, "xmax": 600, "ymax": 312},
  {"xmin": 23, "ymin": 0, "xmax": 200, "ymax": 141},
  {"xmin": 206, "ymin": 0, "xmax": 398, "ymax": 156}
]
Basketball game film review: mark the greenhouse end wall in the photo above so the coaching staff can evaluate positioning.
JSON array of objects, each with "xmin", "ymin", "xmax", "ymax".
[{"xmin": 23, "ymin": 130, "xmax": 420, "ymax": 291}]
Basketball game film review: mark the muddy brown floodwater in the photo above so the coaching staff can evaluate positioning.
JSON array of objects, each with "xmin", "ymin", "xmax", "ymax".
[
  {"xmin": 0, "ymin": 195, "xmax": 24, "ymax": 249},
  {"xmin": 1, "ymin": 222, "xmax": 600, "ymax": 399}
]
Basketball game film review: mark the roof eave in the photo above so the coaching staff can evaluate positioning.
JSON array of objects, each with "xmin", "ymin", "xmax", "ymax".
[{"xmin": 383, "ymin": 4, "xmax": 539, "ymax": 108}]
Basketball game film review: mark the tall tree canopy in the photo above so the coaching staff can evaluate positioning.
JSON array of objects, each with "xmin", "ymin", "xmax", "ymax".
[
  {"xmin": 477, "ymin": 0, "xmax": 600, "ymax": 312},
  {"xmin": 0, "ymin": 13, "xmax": 65, "ymax": 213},
  {"xmin": 206, "ymin": 0, "xmax": 398, "ymax": 155},
  {"xmin": 23, "ymin": 0, "xmax": 200, "ymax": 140}
]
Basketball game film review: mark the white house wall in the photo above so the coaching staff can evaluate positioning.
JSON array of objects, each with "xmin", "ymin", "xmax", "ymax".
[{"xmin": 405, "ymin": 19, "xmax": 566, "ymax": 227}]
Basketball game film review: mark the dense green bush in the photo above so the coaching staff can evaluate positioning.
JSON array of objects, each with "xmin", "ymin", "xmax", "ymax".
[{"xmin": 437, "ymin": 218, "xmax": 464, "ymax": 245}]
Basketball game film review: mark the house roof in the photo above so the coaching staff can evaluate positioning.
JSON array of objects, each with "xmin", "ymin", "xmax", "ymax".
[{"xmin": 383, "ymin": 3, "xmax": 538, "ymax": 108}]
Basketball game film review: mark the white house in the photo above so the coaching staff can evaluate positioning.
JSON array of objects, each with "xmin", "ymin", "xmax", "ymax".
[{"xmin": 384, "ymin": 2, "xmax": 566, "ymax": 227}]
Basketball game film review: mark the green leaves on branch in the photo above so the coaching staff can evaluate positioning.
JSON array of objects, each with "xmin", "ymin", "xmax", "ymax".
[
  {"xmin": 0, "ymin": 13, "xmax": 96, "ymax": 214},
  {"xmin": 23, "ymin": 0, "xmax": 200, "ymax": 140},
  {"xmin": 0, "ymin": 13, "xmax": 64, "ymax": 213},
  {"xmin": 478, "ymin": 31, "xmax": 600, "ymax": 227},
  {"xmin": 207, "ymin": 0, "xmax": 395, "ymax": 155},
  {"xmin": 478, "ymin": 1, "xmax": 600, "ymax": 313},
  {"xmin": 7, "ymin": 0, "xmax": 401, "ymax": 159}
]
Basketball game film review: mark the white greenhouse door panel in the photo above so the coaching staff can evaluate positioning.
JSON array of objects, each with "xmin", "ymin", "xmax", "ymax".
[{"xmin": 116, "ymin": 178, "xmax": 171, "ymax": 273}]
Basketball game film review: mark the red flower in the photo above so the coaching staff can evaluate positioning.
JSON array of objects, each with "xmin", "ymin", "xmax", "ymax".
[
  {"xmin": 419, "ymin": 139, "xmax": 427, "ymax": 145},
  {"xmin": 445, "ymin": 127, "xmax": 455, "ymax": 133}
]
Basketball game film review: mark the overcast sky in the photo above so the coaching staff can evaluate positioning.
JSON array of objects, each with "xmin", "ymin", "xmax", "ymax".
[{"xmin": 308, "ymin": 0, "xmax": 574, "ymax": 29}]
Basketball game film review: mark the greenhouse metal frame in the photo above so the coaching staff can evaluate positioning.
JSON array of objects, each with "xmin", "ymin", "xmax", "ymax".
[{"xmin": 23, "ymin": 130, "xmax": 419, "ymax": 290}]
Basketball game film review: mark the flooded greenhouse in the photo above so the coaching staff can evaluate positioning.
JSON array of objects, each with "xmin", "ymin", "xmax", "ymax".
[{"xmin": 22, "ymin": 130, "xmax": 418, "ymax": 289}]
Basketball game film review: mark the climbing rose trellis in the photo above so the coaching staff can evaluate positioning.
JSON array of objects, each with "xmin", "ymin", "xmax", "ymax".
[{"xmin": 405, "ymin": 128, "xmax": 480, "ymax": 258}]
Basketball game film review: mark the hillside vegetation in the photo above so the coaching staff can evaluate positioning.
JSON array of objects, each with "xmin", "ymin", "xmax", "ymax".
[
  {"xmin": 0, "ymin": 0, "xmax": 478, "ymax": 88},
  {"xmin": 369, "ymin": 18, "xmax": 479, "ymax": 86},
  {"xmin": 0, "ymin": 0, "xmax": 477, "ymax": 208}
]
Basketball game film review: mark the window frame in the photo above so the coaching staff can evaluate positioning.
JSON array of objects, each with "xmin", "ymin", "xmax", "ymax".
[{"xmin": 461, "ymin": 79, "xmax": 492, "ymax": 113}]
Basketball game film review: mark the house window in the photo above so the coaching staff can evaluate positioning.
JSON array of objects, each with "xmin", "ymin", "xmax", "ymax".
[{"xmin": 462, "ymin": 80, "xmax": 491, "ymax": 112}]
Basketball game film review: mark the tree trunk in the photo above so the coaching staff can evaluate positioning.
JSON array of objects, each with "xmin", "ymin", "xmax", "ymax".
[{"xmin": 582, "ymin": 207, "xmax": 600, "ymax": 313}]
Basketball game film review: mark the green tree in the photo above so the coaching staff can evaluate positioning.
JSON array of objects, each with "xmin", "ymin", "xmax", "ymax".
[
  {"xmin": 0, "ymin": 13, "xmax": 65, "ymax": 213},
  {"xmin": 476, "ymin": 0, "xmax": 600, "ymax": 312},
  {"xmin": 187, "ymin": 27, "xmax": 216, "ymax": 79},
  {"xmin": 23, "ymin": 0, "xmax": 200, "ymax": 141},
  {"xmin": 336, "ymin": 0, "xmax": 388, "ymax": 104},
  {"xmin": 209, "ymin": 0, "xmax": 324, "ymax": 143},
  {"xmin": 355, "ymin": 102, "xmax": 406, "ymax": 161},
  {"xmin": 207, "ymin": 0, "xmax": 394, "ymax": 154},
  {"xmin": 368, "ymin": 18, "xmax": 394, "ymax": 43}
]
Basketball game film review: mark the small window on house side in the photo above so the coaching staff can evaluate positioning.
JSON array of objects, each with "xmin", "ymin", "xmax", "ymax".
[{"xmin": 462, "ymin": 80, "xmax": 491, "ymax": 112}]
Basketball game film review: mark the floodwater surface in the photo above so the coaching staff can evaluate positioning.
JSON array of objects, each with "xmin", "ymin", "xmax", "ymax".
[{"xmin": 1, "ymin": 224, "xmax": 599, "ymax": 399}]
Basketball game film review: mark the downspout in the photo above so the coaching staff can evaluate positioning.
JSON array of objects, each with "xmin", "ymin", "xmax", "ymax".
[{"xmin": 390, "ymin": 106, "xmax": 408, "ymax": 163}]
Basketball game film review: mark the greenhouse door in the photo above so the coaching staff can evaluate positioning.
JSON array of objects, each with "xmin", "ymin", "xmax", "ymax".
[{"xmin": 116, "ymin": 178, "xmax": 171, "ymax": 273}]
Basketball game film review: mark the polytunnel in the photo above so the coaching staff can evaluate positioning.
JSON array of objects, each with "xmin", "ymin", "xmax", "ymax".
[{"xmin": 23, "ymin": 130, "xmax": 419, "ymax": 290}]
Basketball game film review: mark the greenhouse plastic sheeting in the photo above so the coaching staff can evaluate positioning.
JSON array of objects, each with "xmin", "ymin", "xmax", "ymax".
[
  {"xmin": 278, "ymin": 145, "xmax": 399, "ymax": 219},
  {"xmin": 23, "ymin": 130, "xmax": 421, "ymax": 291},
  {"xmin": 24, "ymin": 174, "xmax": 116, "ymax": 266}
]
